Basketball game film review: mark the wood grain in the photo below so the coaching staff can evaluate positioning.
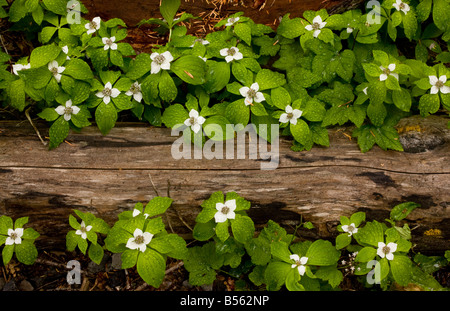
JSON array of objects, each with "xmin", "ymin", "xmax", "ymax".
[{"xmin": 0, "ymin": 115, "xmax": 449, "ymax": 253}]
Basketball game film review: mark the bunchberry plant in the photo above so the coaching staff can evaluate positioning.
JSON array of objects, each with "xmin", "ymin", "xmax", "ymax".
[
  {"xmin": 104, "ymin": 197, "xmax": 187, "ymax": 287},
  {"xmin": 0, "ymin": 216, "xmax": 39, "ymax": 265},
  {"xmin": 193, "ymin": 191, "xmax": 254, "ymax": 244},
  {"xmin": 66, "ymin": 209, "xmax": 110, "ymax": 264},
  {"xmin": 335, "ymin": 211, "xmax": 366, "ymax": 250}
]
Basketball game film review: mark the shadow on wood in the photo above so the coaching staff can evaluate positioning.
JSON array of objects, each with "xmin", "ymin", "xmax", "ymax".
[{"xmin": 0, "ymin": 115, "xmax": 449, "ymax": 253}]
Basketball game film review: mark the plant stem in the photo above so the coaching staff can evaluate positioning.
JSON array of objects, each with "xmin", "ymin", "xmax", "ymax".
[{"xmin": 25, "ymin": 107, "xmax": 47, "ymax": 146}]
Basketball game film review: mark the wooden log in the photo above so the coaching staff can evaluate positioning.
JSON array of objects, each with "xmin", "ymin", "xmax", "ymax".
[{"xmin": 0, "ymin": 115, "xmax": 449, "ymax": 253}]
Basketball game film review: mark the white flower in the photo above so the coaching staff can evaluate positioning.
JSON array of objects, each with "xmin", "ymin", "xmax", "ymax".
[
  {"xmin": 12, "ymin": 63, "xmax": 30, "ymax": 75},
  {"xmin": 279, "ymin": 105, "xmax": 303, "ymax": 125},
  {"xmin": 429, "ymin": 75, "xmax": 450, "ymax": 94},
  {"xmin": 55, "ymin": 99, "xmax": 80, "ymax": 121},
  {"xmin": 96, "ymin": 82, "xmax": 120, "ymax": 105},
  {"xmin": 198, "ymin": 56, "xmax": 207, "ymax": 62},
  {"xmin": 239, "ymin": 82, "xmax": 265, "ymax": 106},
  {"xmin": 392, "ymin": 0, "xmax": 410, "ymax": 14},
  {"xmin": 102, "ymin": 36, "xmax": 117, "ymax": 50},
  {"xmin": 225, "ymin": 16, "xmax": 239, "ymax": 26},
  {"xmin": 377, "ymin": 242, "xmax": 397, "ymax": 261},
  {"xmin": 48, "ymin": 60, "xmax": 65, "ymax": 83},
  {"xmin": 362, "ymin": 87, "xmax": 368, "ymax": 95},
  {"xmin": 290, "ymin": 254, "xmax": 308, "ymax": 276},
  {"xmin": 183, "ymin": 109, "xmax": 205, "ymax": 134},
  {"xmin": 346, "ymin": 27, "xmax": 354, "ymax": 33},
  {"xmin": 126, "ymin": 228, "xmax": 153, "ymax": 253},
  {"xmin": 341, "ymin": 223, "xmax": 358, "ymax": 236},
  {"xmin": 61, "ymin": 45, "xmax": 70, "ymax": 60},
  {"xmin": 75, "ymin": 221, "xmax": 92, "ymax": 240},
  {"xmin": 190, "ymin": 38, "xmax": 210, "ymax": 47},
  {"xmin": 305, "ymin": 15, "xmax": 327, "ymax": 38},
  {"xmin": 5, "ymin": 228, "xmax": 23, "ymax": 245},
  {"xmin": 125, "ymin": 82, "xmax": 143, "ymax": 102},
  {"xmin": 150, "ymin": 51, "xmax": 174, "ymax": 74},
  {"xmin": 85, "ymin": 16, "xmax": 101, "ymax": 35},
  {"xmin": 219, "ymin": 47, "xmax": 243, "ymax": 63},
  {"xmin": 132, "ymin": 209, "xmax": 149, "ymax": 219},
  {"xmin": 379, "ymin": 64, "xmax": 398, "ymax": 81},
  {"xmin": 214, "ymin": 199, "xmax": 237, "ymax": 223}
]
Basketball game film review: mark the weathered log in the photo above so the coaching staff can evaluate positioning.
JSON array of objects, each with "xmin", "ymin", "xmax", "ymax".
[{"xmin": 0, "ymin": 115, "xmax": 449, "ymax": 253}]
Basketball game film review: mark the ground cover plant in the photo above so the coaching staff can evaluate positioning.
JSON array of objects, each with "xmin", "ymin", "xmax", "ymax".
[
  {"xmin": 0, "ymin": 0, "xmax": 449, "ymax": 291},
  {"xmin": 0, "ymin": 0, "xmax": 449, "ymax": 151},
  {"xmin": 1, "ymin": 193, "xmax": 449, "ymax": 291}
]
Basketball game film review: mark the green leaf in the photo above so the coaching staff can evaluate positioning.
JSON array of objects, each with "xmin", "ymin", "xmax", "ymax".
[
  {"xmin": 234, "ymin": 22, "xmax": 252, "ymax": 45},
  {"xmin": 7, "ymin": 79, "xmax": 26, "ymax": 111},
  {"xmin": 290, "ymin": 119, "xmax": 310, "ymax": 145},
  {"xmin": 66, "ymin": 231, "xmax": 79, "ymax": 251},
  {"xmin": 30, "ymin": 44, "xmax": 62, "ymax": 68},
  {"xmin": 171, "ymin": 55, "xmax": 206, "ymax": 85},
  {"xmin": 15, "ymin": 240, "xmax": 38, "ymax": 265},
  {"xmin": 231, "ymin": 62, "xmax": 252, "ymax": 86},
  {"xmin": 306, "ymin": 240, "xmax": 340, "ymax": 266},
  {"xmin": 88, "ymin": 242, "xmax": 104, "ymax": 265},
  {"xmin": 192, "ymin": 220, "xmax": 216, "ymax": 241},
  {"xmin": 95, "ymin": 101, "xmax": 118, "ymax": 135},
  {"xmin": 390, "ymin": 255, "xmax": 412, "ymax": 286},
  {"xmin": 419, "ymin": 94, "xmax": 440, "ymax": 117},
  {"xmin": 390, "ymin": 202, "xmax": 420, "ymax": 221},
  {"xmin": 110, "ymin": 50, "xmax": 124, "ymax": 67},
  {"xmin": 277, "ymin": 15, "xmax": 305, "ymax": 39},
  {"xmin": 39, "ymin": 106, "xmax": 60, "ymax": 122},
  {"xmin": 270, "ymin": 241, "xmax": 291, "ymax": 263},
  {"xmin": 231, "ymin": 215, "xmax": 255, "ymax": 244},
  {"xmin": 355, "ymin": 220, "xmax": 385, "ymax": 247},
  {"xmin": 49, "ymin": 116, "xmax": 70, "ymax": 149},
  {"xmin": 43, "ymin": 0, "xmax": 67, "ymax": 15},
  {"xmin": 22, "ymin": 228, "xmax": 39, "ymax": 240},
  {"xmin": 161, "ymin": 103, "xmax": 188, "ymax": 128},
  {"xmin": 270, "ymin": 87, "xmax": 291, "ymax": 110},
  {"xmin": 265, "ymin": 261, "xmax": 291, "ymax": 291},
  {"xmin": 385, "ymin": 75, "xmax": 401, "ymax": 91},
  {"xmin": 255, "ymin": 69, "xmax": 286, "ymax": 91},
  {"xmin": 215, "ymin": 220, "xmax": 230, "ymax": 242},
  {"xmin": 8, "ymin": 0, "xmax": 27, "ymax": 22},
  {"xmin": 121, "ymin": 249, "xmax": 139, "ymax": 269},
  {"xmin": 392, "ymin": 88, "xmax": 411, "ymax": 111},
  {"xmin": 144, "ymin": 197, "xmax": 173, "ymax": 217},
  {"xmin": 64, "ymin": 59, "xmax": 93, "ymax": 80},
  {"xmin": 40, "ymin": 26, "xmax": 58, "ymax": 43},
  {"xmin": 367, "ymin": 102, "xmax": 387, "ymax": 126},
  {"xmin": 158, "ymin": 70, "xmax": 177, "ymax": 102},
  {"xmin": 204, "ymin": 61, "xmax": 230, "ymax": 93},
  {"xmin": 402, "ymin": 9, "xmax": 418, "ymax": 40},
  {"xmin": 335, "ymin": 233, "xmax": 351, "ymax": 250},
  {"xmin": 355, "ymin": 246, "xmax": 377, "ymax": 262},
  {"xmin": 314, "ymin": 265, "xmax": 343, "ymax": 288},
  {"xmin": 14, "ymin": 217, "xmax": 28, "ymax": 229},
  {"xmin": 160, "ymin": 0, "xmax": 181, "ymax": 25},
  {"xmin": 225, "ymin": 99, "xmax": 249, "ymax": 126},
  {"xmin": 151, "ymin": 234, "xmax": 187, "ymax": 259},
  {"xmin": 127, "ymin": 53, "xmax": 152, "ymax": 80},
  {"xmin": 2, "ymin": 245, "xmax": 14, "ymax": 265}
]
